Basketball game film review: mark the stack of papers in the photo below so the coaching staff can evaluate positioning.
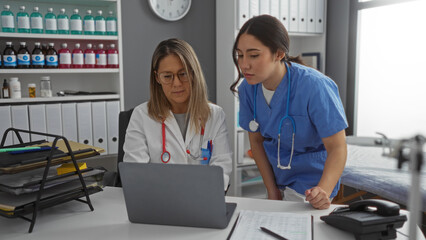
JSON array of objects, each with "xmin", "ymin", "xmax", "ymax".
[{"xmin": 229, "ymin": 210, "xmax": 312, "ymax": 240}]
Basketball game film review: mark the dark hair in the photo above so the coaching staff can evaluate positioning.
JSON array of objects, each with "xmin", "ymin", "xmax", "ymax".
[{"xmin": 230, "ymin": 15, "xmax": 304, "ymax": 93}]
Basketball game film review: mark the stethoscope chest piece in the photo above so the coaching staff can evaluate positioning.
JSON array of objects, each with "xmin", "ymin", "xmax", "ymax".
[
  {"xmin": 249, "ymin": 120, "xmax": 259, "ymax": 132},
  {"xmin": 161, "ymin": 151, "xmax": 171, "ymax": 163}
]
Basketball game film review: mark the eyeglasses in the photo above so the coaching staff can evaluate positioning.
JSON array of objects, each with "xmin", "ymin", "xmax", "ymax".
[{"xmin": 157, "ymin": 70, "xmax": 190, "ymax": 85}]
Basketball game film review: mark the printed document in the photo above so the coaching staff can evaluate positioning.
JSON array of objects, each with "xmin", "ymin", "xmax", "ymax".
[{"xmin": 229, "ymin": 210, "xmax": 312, "ymax": 240}]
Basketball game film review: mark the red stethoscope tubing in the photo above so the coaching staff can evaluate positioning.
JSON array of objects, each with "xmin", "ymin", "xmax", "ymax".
[
  {"xmin": 161, "ymin": 120, "xmax": 171, "ymax": 163},
  {"xmin": 161, "ymin": 120, "xmax": 205, "ymax": 163}
]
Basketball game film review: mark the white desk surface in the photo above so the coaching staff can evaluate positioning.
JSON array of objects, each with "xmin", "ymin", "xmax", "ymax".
[{"xmin": 1, "ymin": 187, "xmax": 422, "ymax": 240}]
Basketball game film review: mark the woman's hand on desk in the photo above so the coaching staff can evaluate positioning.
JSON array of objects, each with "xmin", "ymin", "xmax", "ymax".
[{"xmin": 305, "ymin": 186, "xmax": 331, "ymax": 209}]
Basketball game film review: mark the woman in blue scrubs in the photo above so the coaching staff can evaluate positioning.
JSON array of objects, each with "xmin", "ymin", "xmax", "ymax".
[{"xmin": 231, "ymin": 15, "xmax": 348, "ymax": 209}]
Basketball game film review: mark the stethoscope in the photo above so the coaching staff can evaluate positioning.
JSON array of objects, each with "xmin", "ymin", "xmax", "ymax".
[
  {"xmin": 160, "ymin": 120, "xmax": 205, "ymax": 163},
  {"xmin": 248, "ymin": 62, "xmax": 296, "ymax": 170}
]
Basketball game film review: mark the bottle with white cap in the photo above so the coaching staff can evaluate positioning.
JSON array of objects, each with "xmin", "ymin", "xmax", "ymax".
[
  {"xmin": 30, "ymin": 7, "xmax": 43, "ymax": 33},
  {"xmin": 57, "ymin": 8, "xmax": 69, "ymax": 34},
  {"xmin": 95, "ymin": 10, "xmax": 106, "ymax": 35},
  {"xmin": 9, "ymin": 77, "xmax": 21, "ymax": 99},
  {"xmin": 17, "ymin": 6, "xmax": 30, "ymax": 33},
  {"xmin": 45, "ymin": 8, "xmax": 57, "ymax": 34},
  {"xmin": 83, "ymin": 10, "xmax": 95, "ymax": 35},
  {"xmin": 1, "ymin": 5, "xmax": 15, "ymax": 32},
  {"xmin": 106, "ymin": 11, "xmax": 117, "ymax": 36},
  {"xmin": 40, "ymin": 76, "xmax": 52, "ymax": 97},
  {"xmin": 70, "ymin": 9, "xmax": 82, "ymax": 35}
]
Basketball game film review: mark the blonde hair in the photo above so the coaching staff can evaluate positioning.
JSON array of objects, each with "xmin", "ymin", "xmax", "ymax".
[{"xmin": 148, "ymin": 38, "xmax": 210, "ymax": 131}]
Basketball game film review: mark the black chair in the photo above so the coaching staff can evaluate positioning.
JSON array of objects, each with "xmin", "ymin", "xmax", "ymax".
[{"xmin": 104, "ymin": 108, "xmax": 133, "ymax": 187}]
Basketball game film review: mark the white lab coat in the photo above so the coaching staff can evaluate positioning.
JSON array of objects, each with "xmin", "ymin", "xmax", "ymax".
[{"xmin": 123, "ymin": 102, "xmax": 232, "ymax": 189}]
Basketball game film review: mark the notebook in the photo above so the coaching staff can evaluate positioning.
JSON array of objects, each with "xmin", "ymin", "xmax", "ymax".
[{"xmin": 119, "ymin": 162, "xmax": 237, "ymax": 229}]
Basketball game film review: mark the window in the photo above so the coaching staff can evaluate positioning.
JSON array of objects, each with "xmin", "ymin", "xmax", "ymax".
[{"xmin": 354, "ymin": 0, "xmax": 426, "ymax": 139}]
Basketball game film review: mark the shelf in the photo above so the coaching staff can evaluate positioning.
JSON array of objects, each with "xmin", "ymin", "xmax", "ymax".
[
  {"xmin": 0, "ymin": 69, "xmax": 119, "ymax": 74},
  {"xmin": 0, "ymin": 94, "xmax": 120, "ymax": 104},
  {"xmin": 0, "ymin": 32, "xmax": 118, "ymax": 41},
  {"xmin": 237, "ymin": 157, "xmax": 256, "ymax": 167},
  {"xmin": 241, "ymin": 176, "xmax": 263, "ymax": 187},
  {"xmin": 0, "ymin": 0, "xmax": 117, "ymax": 8}
]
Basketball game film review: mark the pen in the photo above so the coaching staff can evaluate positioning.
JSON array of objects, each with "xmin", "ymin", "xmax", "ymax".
[
  {"xmin": 0, "ymin": 147, "xmax": 42, "ymax": 153},
  {"xmin": 260, "ymin": 227, "xmax": 289, "ymax": 240},
  {"xmin": 9, "ymin": 146, "xmax": 55, "ymax": 154}
]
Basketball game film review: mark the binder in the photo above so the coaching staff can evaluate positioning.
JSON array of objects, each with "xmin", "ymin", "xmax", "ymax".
[
  {"xmin": 279, "ymin": 0, "xmax": 290, "ymax": 30},
  {"xmin": 106, "ymin": 101, "xmax": 119, "ymax": 154},
  {"xmin": 11, "ymin": 105, "xmax": 30, "ymax": 144},
  {"xmin": 270, "ymin": 0, "xmax": 280, "ymax": 19},
  {"xmin": 298, "ymin": 0, "xmax": 308, "ymax": 32},
  {"xmin": 289, "ymin": 0, "xmax": 298, "ymax": 32},
  {"xmin": 238, "ymin": 0, "xmax": 249, "ymax": 29},
  {"xmin": 46, "ymin": 104, "xmax": 63, "ymax": 142},
  {"xmin": 259, "ymin": 0, "xmax": 270, "ymax": 15},
  {"xmin": 307, "ymin": 0, "xmax": 316, "ymax": 33},
  {"xmin": 61, "ymin": 103, "xmax": 78, "ymax": 142},
  {"xmin": 28, "ymin": 105, "xmax": 47, "ymax": 142},
  {"xmin": 249, "ymin": 0, "xmax": 259, "ymax": 18},
  {"xmin": 77, "ymin": 102, "xmax": 93, "ymax": 146},
  {"xmin": 315, "ymin": 0, "xmax": 324, "ymax": 33},
  {"xmin": 91, "ymin": 101, "xmax": 108, "ymax": 155},
  {"xmin": 0, "ymin": 106, "xmax": 13, "ymax": 146}
]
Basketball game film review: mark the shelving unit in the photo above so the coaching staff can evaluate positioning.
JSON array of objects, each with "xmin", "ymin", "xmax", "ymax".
[
  {"xmin": 0, "ymin": 0, "xmax": 123, "ymax": 108},
  {"xmin": 216, "ymin": 0, "xmax": 327, "ymax": 197},
  {"xmin": 0, "ymin": 0, "xmax": 123, "ymax": 154}
]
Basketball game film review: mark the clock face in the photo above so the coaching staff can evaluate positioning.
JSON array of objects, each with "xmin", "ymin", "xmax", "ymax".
[{"xmin": 149, "ymin": 0, "xmax": 192, "ymax": 21}]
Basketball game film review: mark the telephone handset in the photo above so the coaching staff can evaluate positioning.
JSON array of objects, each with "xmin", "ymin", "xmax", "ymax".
[{"xmin": 320, "ymin": 199, "xmax": 407, "ymax": 240}]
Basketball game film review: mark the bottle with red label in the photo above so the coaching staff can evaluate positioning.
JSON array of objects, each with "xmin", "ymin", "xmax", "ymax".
[
  {"xmin": 95, "ymin": 43, "xmax": 107, "ymax": 68},
  {"xmin": 107, "ymin": 43, "xmax": 119, "ymax": 68},
  {"xmin": 84, "ymin": 43, "xmax": 95, "ymax": 68},
  {"xmin": 72, "ymin": 43, "xmax": 84, "ymax": 68},
  {"xmin": 58, "ymin": 43, "xmax": 71, "ymax": 68}
]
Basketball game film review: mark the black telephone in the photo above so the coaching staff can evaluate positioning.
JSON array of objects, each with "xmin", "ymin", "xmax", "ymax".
[{"xmin": 320, "ymin": 199, "xmax": 407, "ymax": 240}]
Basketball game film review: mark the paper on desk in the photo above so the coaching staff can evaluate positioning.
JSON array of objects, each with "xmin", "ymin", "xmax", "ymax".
[{"xmin": 230, "ymin": 210, "xmax": 312, "ymax": 240}]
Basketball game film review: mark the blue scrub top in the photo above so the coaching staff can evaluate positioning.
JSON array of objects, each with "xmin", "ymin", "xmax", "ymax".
[{"xmin": 238, "ymin": 62, "xmax": 348, "ymax": 198}]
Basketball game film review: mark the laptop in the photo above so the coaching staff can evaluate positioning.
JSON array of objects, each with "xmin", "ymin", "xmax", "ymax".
[{"xmin": 119, "ymin": 162, "xmax": 237, "ymax": 229}]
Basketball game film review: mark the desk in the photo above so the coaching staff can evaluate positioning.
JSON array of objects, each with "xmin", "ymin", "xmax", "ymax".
[{"xmin": 1, "ymin": 187, "xmax": 423, "ymax": 240}]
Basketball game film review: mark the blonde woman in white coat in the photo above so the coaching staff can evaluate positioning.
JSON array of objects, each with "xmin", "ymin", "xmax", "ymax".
[{"xmin": 123, "ymin": 38, "xmax": 232, "ymax": 190}]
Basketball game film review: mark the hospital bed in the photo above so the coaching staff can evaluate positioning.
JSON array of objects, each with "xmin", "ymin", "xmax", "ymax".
[{"xmin": 337, "ymin": 142, "xmax": 426, "ymax": 212}]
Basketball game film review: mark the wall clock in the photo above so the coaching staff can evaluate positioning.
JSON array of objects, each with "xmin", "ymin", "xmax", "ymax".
[{"xmin": 149, "ymin": 0, "xmax": 192, "ymax": 21}]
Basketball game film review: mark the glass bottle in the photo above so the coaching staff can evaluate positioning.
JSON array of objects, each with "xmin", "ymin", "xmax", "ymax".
[
  {"xmin": 107, "ymin": 43, "xmax": 119, "ymax": 68},
  {"xmin": 2, "ymin": 79, "xmax": 10, "ymax": 99},
  {"xmin": 95, "ymin": 10, "xmax": 106, "ymax": 35},
  {"xmin": 17, "ymin": 6, "xmax": 30, "ymax": 33},
  {"xmin": 84, "ymin": 43, "xmax": 95, "ymax": 68},
  {"xmin": 30, "ymin": 7, "xmax": 43, "ymax": 33},
  {"xmin": 58, "ymin": 43, "xmax": 71, "ymax": 68},
  {"xmin": 41, "ymin": 43, "xmax": 48, "ymax": 55},
  {"xmin": 83, "ymin": 10, "xmax": 95, "ymax": 35},
  {"xmin": 1, "ymin": 5, "xmax": 15, "ymax": 32},
  {"xmin": 96, "ymin": 43, "xmax": 107, "ymax": 68},
  {"xmin": 3, "ymin": 42, "xmax": 17, "ymax": 68},
  {"xmin": 45, "ymin": 43, "xmax": 58, "ymax": 68},
  {"xmin": 72, "ymin": 43, "xmax": 84, "ymax": 68},
  {"xmin": 32, "ymin": 42, "xmax": 45, "ymax": 68},
  {"xmin": 70, "ymin": 9, "xmax": 82, "ymax": 35},
  {"xmin": 45, "ymin": 8, "xmax": 57, "ymax": 34},
  {"xmin": 17, "ymin": 42, "xmax": 30, "ymax": 68},
  {"xmin": 57, "ymin": 8, "xmax": 69, "ymax": 34},
  {"xmin": 106, "ymin": 11, "xmax": 117, "ymax": 36},
  {"xmin": 40, "ymin": 76, "xmax": 52, "ymax": 97}
]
